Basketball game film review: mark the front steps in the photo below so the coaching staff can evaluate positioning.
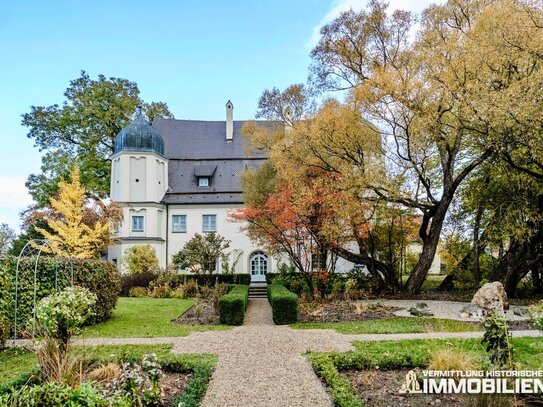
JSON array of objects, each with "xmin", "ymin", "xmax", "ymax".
[{"xmin": 249, "ymin": 282, "xmax": 268, "ymax": 299}]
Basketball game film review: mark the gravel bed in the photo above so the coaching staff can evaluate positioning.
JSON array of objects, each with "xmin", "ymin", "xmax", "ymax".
[{"xmin": 368, "ymin": 299, "xmax": 529, "ymax": 321}]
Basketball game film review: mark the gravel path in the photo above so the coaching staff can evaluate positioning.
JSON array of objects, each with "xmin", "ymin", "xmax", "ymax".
[
  {"xmin": 6, "ymin": 299, "xmax": 543, "ymax": 407},
  {"xmin": 369, "ymin": 299, "xmax": 528, "ymax": 321}
]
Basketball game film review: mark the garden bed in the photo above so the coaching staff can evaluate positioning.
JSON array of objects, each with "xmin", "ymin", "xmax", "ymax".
[
  {"xmin": 160, "ymin": 371, "xmax": 192, "ymax": 405},
  {"xmin": 298, "ymin": 300, "xmax": 398, "ymax": 323},
  {"xmin": 174, "ymin": 300, "xmax": 220, "ymax": 325},
  {"xmin": 340, "ymin": 368, "xmax": 468, "ymax": 406}
]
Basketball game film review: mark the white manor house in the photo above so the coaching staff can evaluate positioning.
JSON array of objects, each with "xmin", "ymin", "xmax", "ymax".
[
  {"xmin": 108, "ymin": 102, "xmax": 346, "ymax": 281},
  {"xmin": 108, "ymin": 103, "xmax": 440, "ymax": 281}
]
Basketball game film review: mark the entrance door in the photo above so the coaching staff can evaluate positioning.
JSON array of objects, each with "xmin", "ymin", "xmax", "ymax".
[{"xmin": 250, "ymin": 251, "xmax": 268, "ymax": 282}]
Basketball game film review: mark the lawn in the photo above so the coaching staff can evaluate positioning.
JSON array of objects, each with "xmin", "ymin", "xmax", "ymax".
[
  {"xmin": 81, "ymin": 297, "xmax": 230, "ymax": 338},
  {"xmin": 291, "ymin": 316, "xmax": 481, "ymax": 334},
  {"xmin": 352, "ymin": 337, "xmax": 543, "ymax": 370}
]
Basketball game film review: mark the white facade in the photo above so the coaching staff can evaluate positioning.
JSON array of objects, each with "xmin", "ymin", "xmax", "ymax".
[
  {"xmin": 107, "ymin": 105, "xmax": 441, "ymax": 281},
  {"xmin": 107, "ymin": 110, "xmax": 282, "ymax": 280}
]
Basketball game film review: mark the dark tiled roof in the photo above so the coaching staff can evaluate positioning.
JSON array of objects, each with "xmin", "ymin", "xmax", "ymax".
[
  {"xmin": 167, "ymin": 159, "xmax": 262, "ymax": 195},
  {"xmin": 162, "ymin": 193, "xmax": 244, "ymax": 204},
  {"xmin": 194, "ymin": 164, "xmax": 217, "ymax": 177},
  {"xmin": 152, "ymin": 119, "xmax": 273, "ymax": 203},
  {"xmin": 152, "ymin": 119, "xmax": 276, "ymax": 160}
]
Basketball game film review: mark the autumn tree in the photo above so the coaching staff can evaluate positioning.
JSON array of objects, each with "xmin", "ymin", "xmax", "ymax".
[
  {"xmin": 305, "ymin": 0, "xmax": 543, "ymax": 293},
  {"xmin": 35, "ymin": 165, "xmax": 120, "ymax": 259},
  {"xmin": 0, "ymin": 224, "xmax": 16, "ymax": 256},
  {"xmin": 22, "ymin": 71, "xmax": 173, "ymax": 206},
  {"xmin": 172, "ymin": 233, "xmax": 231, "ymax": 277},
  {"xmin": 238, "ymin": 89, "xmax": 418, "ymax": 292},
  {"xmin": 121, "ymin": 245, "xmax": 159, "ymax": 275}
]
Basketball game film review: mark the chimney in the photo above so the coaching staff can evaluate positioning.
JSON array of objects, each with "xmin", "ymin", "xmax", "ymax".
[{"xmin": 226, "ymin": 100, "xmax": 233, "ymax": 141}]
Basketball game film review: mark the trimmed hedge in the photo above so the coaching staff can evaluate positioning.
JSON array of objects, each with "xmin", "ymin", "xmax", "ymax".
[
  {"xmin": 0, "ymin": 256, "xmax": 121, "ymax": 337},
  {"xmin": 150, "ymin": 272, "xmax": 251, "ymax": 290},
  {"xmin": 120, "ymin": 270, "xmax": 159, "ymax": 296},
  {"xmin": 267, "ymin": 283, "xmax": 298, "ymax": 325},
  {"xmin": 218, "ymin": 284, "xmax": 249, "ymax": 325}
]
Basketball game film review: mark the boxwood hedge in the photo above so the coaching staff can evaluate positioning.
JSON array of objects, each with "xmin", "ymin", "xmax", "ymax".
[
  {"xmin": 218, "ymin": 284, "xmax": 249, "ymax": 325},
  {"xmin": 267, "ymin": 283, "xmax": 298, "ymax": 325}
]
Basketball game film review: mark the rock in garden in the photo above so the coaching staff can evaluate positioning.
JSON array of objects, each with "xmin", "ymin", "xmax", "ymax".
[
  {"xmin": 408, "ymin": 307, "xmax": 434, "ymax": 317},
  {"xmin": 460, "ymin": 304, "xmax": 487, "ymax": 320},
  {"xmin": 513, "ymin": 308, "xmax": 526, "ymax": 317},
  {"xmin": 415, "ymin": 302, "xmax": 428, "ymax": 310},
  {"xmin": 471, "ymin": 281, "xmax": 509, "ymax": 312}
]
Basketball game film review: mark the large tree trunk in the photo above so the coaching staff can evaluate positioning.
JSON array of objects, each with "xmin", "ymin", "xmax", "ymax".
[
  {"xmin": 331, "ymin": 246, "xmax": 399, "ymax": 292},
  {"xmin": 472, "ymin": 205, "xmax": 483, "ymax": 285},
  {"xmin": 405, "ymin": 198, "xmax": 451, "ymax": 294}
]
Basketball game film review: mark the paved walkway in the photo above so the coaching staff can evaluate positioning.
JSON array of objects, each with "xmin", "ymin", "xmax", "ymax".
[{"xmin": 7, "ymin": 299, "xmax": 543, "ymax": 407}]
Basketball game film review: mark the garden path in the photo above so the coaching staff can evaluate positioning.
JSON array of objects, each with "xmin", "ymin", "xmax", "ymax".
[{"xmin": 6, "ymin": 299, "xmax": 543, "ymax": 407}]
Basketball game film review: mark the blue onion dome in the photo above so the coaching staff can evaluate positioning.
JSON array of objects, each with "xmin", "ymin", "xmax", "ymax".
[{"xmin": 114, "ymin": 107, "xmax": 165, "ymax": 155}]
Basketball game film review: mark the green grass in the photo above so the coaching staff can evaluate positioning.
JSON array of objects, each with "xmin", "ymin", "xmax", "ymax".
[
  {"xmin": 309, "ymin": 337, "xmax": 543, "ymax": 407},
  {"xmin": 81, "ymin": 297, "xmax": 230, "ymax": 338},
  {"xmin": 0, "ymin": 344, "xmax": 174, "ymax": 387},
  {"xmin": 292, "ymin": 316, "xmax": 481, "ymax": 334},
  {"xmin": 352, "ymin": 337, "xmax": 543, "ymax": 371},
  {"xmin": 0, "ymin": 348, "xmax": 37, "ymax": 385}
]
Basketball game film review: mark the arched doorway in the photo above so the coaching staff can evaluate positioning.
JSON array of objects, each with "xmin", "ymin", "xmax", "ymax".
[{"xmin": 249, "ymin": 251, "xmax": 268, "ymax": 282}]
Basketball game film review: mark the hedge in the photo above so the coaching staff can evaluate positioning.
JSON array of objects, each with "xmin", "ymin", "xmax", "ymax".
[
  {"xmin": 267, "ymin": 283, "xmax": 298, "ymax": 325},
  {"xmin": 0, "ymin": 256, "xmax": 121, "ymax": 339},
  {"xmin": 218, "ymin": 284, "xmax": 249, "ymax": 325},
  {"xmin": 151, "ymin": 272, "xmax": 250, "ymax": 290}
]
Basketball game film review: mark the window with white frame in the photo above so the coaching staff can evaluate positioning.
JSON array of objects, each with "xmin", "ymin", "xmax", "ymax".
[
  {"xmin": 198, "ymin": 177, "xmax": 209, "ymax": 187},
  {"xmin": 131, "ymin": 215, "xmax": 144, "ymax": 232},
  {"xmin": 172, "ymin": 215, "xmax": 187, "ymax": 233},
  {"xmin": 202, "ymin": 214, "xmax": 216, "ymax": 233}
]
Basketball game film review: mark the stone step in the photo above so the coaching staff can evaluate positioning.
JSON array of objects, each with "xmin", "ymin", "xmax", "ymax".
[{"xmin": 249, "ymin": 283, "xmax": 268, "ymax": 299}]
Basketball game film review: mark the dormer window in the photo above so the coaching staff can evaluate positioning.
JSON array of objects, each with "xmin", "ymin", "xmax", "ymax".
[{"xmin": 194, "ymin": 164, "xmax": 217, "ymax": 187}]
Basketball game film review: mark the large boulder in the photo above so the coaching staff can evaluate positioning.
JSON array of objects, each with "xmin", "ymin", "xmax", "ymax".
[{"xmin": 471, "ymin": 282, "xmax": 509, "ymax": 313}]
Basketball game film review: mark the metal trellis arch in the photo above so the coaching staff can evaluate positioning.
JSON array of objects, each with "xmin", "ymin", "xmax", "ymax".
[{"xmin": 13, "ymin": 238, "xmax": 74, "ymax": 339}]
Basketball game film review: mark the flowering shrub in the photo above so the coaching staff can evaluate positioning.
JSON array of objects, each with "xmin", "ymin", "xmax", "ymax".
[
  {"xmin": 528, "ymin": 301, "xmax": 543, "ymax": 330},
  {"xmin": 34, "ymin": 286, "xmax": 97, "ymax": 343},
  {"xmin": 106, "ymin": 353, "xmax": 162, "ymax": 406}
]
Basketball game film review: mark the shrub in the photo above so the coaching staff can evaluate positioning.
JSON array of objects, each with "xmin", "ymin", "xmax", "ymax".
[
  {"xmin": 149, "ymin": 285, "xmax": 173, "ymax": 298},
  {"xmin": 72, "ymin": 259, "xmax": 120, "ymax": 324},
  {"xmin": 2, "ymin": 381, "xmax": 116, "ymax": 407},
  {"xmin": 120, "ymin": 270, "xmax": 159, "ymax": 296},
  {"xmin": 0, "ymin": 256, "xmax": 120, "ymax": 334},
  {"xmin": 128, "ymin": 287, "xmax": 147, "ymax": 298},
  {"xmin": 482, "ymin": 312, "xmax": 513, "ymax": 369},
  {"xmin": 34, "ymin": 286, "xmax": 97, "ymax": 344},
  {"xmin": 0, "ymin": 270, "xmax": 9, "ymax": 348},
  {"xmin": 121, "ymin": 244, "xmax": 159, "ymax": 275},
  {"xmin": 267, "ymin": 283, "xmax": 298, "ymax": 325},
  {"xmin": 528, "ymin": 301, "xmax": 543, "ymax": 330},
  {"xmin": 218, "ymin": 285, "xmax": 249, "ymax": 325}
]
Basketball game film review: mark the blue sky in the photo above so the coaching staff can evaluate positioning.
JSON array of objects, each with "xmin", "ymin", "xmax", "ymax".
[{"xmin": 0, "ymin": 0, "xmax": 436, "ymax": 232}]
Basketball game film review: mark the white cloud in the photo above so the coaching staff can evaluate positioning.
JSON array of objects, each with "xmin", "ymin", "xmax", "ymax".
[
  {"xmin": 307, "ymin": 0, "xmax": 440, "ymax": 48},
  {"xmin": 0, "ymin": 176, "xmax": 33, "ymax": 231}
]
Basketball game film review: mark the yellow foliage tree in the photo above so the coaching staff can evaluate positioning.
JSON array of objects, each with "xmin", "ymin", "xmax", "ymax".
[{"xmin": 36, "ymin": 166, "xmax": 111, "ymax": 259}]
